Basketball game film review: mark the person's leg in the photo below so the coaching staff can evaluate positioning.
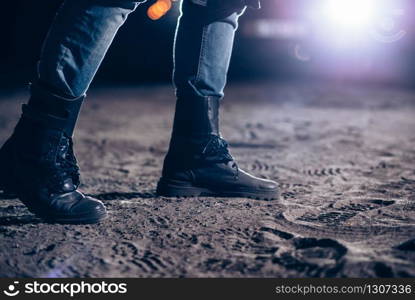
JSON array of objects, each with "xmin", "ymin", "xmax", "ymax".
[
  {"xmin": 0, "ymin": 0, "xmax": 140, "ymax": 224},
  {"xmin": 32, "ymin": 0, "xmax": 140, "ymax": 136},
  {"xmin": 173, "ymin": 1, "xmax": 242, "ymax": 99},
  {"xmin": 38, "ymin": 0, "xmax": 142, "ymax": 98},
  {"xmin": 158, "ymin": 0, "xmax": 279, "ymax": 200}
]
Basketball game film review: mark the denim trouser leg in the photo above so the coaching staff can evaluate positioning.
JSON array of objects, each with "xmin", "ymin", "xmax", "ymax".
[
  {"xmin": 173, "ymin": 1, "xmax": 246, "ymax": 99},
  {"xmin": 37, "ymin": 0, "xmax": 140, "ymax": 98}
]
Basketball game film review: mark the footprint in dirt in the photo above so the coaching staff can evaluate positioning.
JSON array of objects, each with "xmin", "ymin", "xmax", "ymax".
[
  {"xmin": 290, "ymin": 196, "xmax": 397, "ymax": 228},
  {"xmin": 303, "ymin": 168, "xmax": 342, "ymax": 177},
  {"xmin": 110, "ymin": 241, "xmax": 174, "ymax": 275},
  {"xmin": 298, "ymin": 211, "xmax": 357, "ymax": 226},
  {"xmin": 201, "ymin": 257, "xmax": 264, "ymax": 275},
  {"xmin": 272, "ymin": 237, "xmax": 348, "ymax": 277},
  {"xmin": 332, "ymin": 199, "xmax": 395, "ymax": 214},
  {"xmin": 148, "ymin": 216, "xmax": 170, "ymax": 229},
  {"xmin": 271, "ymin": 212, "xmax": 415, "ymax": 241}
]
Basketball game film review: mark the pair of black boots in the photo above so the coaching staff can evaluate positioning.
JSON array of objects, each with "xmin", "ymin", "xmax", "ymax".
[{"xmin": 0, "ymin": 85, "xmax": 278, "ymax": 224}]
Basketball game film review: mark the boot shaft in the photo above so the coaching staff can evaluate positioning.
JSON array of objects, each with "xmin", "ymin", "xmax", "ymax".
[
  {"xmin": 165, "ymin": 95, "xmax": 234, "ymax": 175},
  {"xmin": 172, "ymin": 95, "xmax": 221, "ymax": 139},
  {"xmin": 28, "ymin": 82, "xmax": 85, "ymax": 137},
  {"xmin": 9, "ymin": 83, "xmax": 83, "ymax": 174}
]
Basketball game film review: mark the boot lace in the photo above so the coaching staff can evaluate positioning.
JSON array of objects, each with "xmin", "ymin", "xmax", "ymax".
[
  {"xmin": 46, "ymin": 136, "xmax": 80, "ymax": 193},
  {"xmin": 200, "ymin": 135, "xmax": 239, "ymax": 178}
]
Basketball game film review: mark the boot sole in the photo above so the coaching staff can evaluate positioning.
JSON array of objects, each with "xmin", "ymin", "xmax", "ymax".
[
  {"xmin": 26, "ymin": 205, "xmax": 108, "ymax": 224},
  {"xmin": 157, "ymin": 179, "xmax": 279, "ymax": 201},
  {"xmin": 43, "ymin": 213, "xmax": 108, "ymax": 225},
  {"xmin": 1, "ymin": 142, "xmax": 107, "ymax": 224},
  {"xmin": 1, "ymin": 184, "xmax": 107, "ymax": 224},
  {"xmin": 0, "ymin": 188, "xmax": 106, "ymax": 223}
]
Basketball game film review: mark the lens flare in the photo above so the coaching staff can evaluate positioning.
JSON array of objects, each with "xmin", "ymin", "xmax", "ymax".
[
  {"xmin": 322, "ymin": 0, "xmax": 376, "ymax": 30},
  {"xmin": 147, "ymin": 0, "xmax": 172, "ymax": 21}
]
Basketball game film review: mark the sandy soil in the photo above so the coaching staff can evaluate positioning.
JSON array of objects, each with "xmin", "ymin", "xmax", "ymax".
[{"xmin": 0, "ymin": 82, "xmax": 414, "ymax": 278}]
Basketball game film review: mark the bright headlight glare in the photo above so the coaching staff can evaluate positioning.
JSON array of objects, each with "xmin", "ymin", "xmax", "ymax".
[{"xmin": 322, "ymin": 0, "xmax": 377, "ymax": 29}]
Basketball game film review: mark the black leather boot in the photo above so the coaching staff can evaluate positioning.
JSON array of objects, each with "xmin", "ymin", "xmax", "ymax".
[
  {"xmin": 157, "ymin": 95, "xmax": 279, "ymax": 200},
  {"xmin": 0, "ymin": 83, "xmax": 107, "ymax": 224}
]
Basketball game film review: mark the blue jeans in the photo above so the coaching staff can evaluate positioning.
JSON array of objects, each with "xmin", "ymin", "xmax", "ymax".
[{"xmin": 37, "ymin": 0, "xmax": 245, "ymax": 99}]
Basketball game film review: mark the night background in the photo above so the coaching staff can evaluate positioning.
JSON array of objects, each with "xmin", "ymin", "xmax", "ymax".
[
  {"xmin": 1, "ymin": 0, "xmax": 415, "ymax": 88},
  {"xmin": 0, "ymin": 0, "xmax": 415, "ymax": 278}
]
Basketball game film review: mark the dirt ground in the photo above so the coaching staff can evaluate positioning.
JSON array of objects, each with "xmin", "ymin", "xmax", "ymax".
[{"xmin": 0, "ymin": 82, "xmax": 414, "ymax": 278}]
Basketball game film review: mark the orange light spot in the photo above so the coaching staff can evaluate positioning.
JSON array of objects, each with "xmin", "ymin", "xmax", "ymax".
[{"xmin": 147, "ymin": 0, "xmax": 172, "ymax": 20}]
